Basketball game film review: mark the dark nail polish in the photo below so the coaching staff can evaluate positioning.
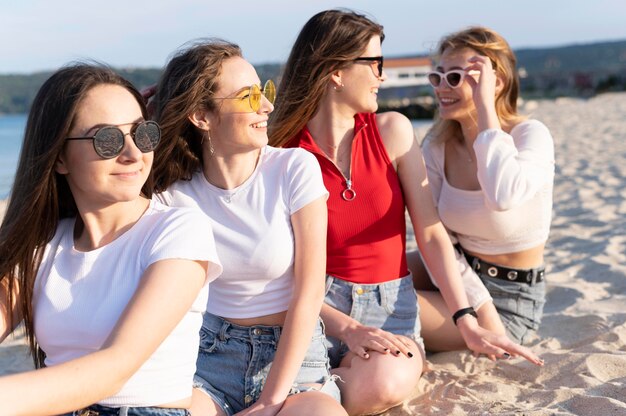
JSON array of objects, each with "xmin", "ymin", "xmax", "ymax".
[
  {"xmin": 503, "ymin": 352, "xmax": 511, "ymax": 359},
  {"xmin": 384, "ymin": 348, "xmax": 389, "ymax": 352},
  {"xmin": 408, "ymin": 352, "xmax": 414, "ymax": 358},
  {"xmin": 396, "ymin": 350, "xmax": 401, "ymax": 355}
]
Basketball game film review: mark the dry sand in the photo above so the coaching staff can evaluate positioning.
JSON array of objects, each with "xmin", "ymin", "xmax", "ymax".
[{"xmin": 1, "ymin": 93, "xmax": 625, "ymax": 415}]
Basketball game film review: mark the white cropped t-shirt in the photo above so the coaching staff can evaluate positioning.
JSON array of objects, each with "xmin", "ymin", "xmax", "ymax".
[
  {"xmin": 33, "ymin": 200, "xmax": 222, "ymax": 407},
  {"xmin": 423, "ymin": 120, "xmax": 555, "ymax": 254},
  {"xmin": 157, "ymin": 146, "xmax": 328, "ymax": 318}
]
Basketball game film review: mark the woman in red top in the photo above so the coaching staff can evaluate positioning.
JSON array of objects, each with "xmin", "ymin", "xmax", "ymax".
[{"xmin": 270, "ymin": 9, "xmax": 543, "ymax": 415}]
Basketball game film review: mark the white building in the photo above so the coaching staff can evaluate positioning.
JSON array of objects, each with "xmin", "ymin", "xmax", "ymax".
[{"xmin": 381, "ymin": 56, "xmax": 432, "ymax": 89}]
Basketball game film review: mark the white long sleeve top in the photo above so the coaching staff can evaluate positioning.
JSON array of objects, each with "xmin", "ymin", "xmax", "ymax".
[{"xmin": 423, "ymin": 119, "xmax": 555, "ymax": 255}]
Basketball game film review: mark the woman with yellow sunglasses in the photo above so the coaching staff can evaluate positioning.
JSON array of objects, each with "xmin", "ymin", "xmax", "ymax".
[
  {"xmin": 150, "ymin": 39, "xmax": 347, "ymax": 416},
  {"xmin": 270, "ymin": 10, "xmax": 544, "ymax": 415}
]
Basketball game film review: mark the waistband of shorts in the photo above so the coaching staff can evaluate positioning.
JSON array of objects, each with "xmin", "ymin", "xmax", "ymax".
[
  {"xmin": 202, "ymin": 312, "xmax": 284, "ymax": 341},
  {"xmin": 74, "ymin": 404, "xmax": 188, "ymax": 416},
  {"xmin": 325, "ymin": 273, "xmax": 413, "ymax": 293}
]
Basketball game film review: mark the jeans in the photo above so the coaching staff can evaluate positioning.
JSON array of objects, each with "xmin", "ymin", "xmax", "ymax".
[
  {"xmin": 193, "ymin": 313, "xmax": 341, "ymax": 415},
  {"xmin": 324, "ymin": 274, "xmax": 424, "ymax": 367},
  {"xmin": 479, "ymin": 273, "xmax": 546, "ymax": 344},
  {"xmin": 67, "ymin": 404, "xmax": 190, "ymax": 416}
]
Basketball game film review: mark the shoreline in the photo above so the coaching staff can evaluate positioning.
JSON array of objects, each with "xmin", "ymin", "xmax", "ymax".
[{"xmin": 1, "ymin": 93, "xmax": 626, "ymax": 414}]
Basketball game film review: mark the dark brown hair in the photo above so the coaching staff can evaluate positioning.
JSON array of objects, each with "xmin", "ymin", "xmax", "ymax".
[
  {"xmin": 0, "ymin": 63, "xmax": 148, "ymax": 367},
  {"xmin": 269, "ymin": 9, "xmax": 384, "ymax": 147}
]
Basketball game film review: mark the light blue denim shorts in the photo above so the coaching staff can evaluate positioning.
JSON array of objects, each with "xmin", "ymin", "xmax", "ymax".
[
  {"xmin": 324, "ymin": 274, "xmax": 424, "ymax": 367},
  {"xmin": 193, "ymin": 313, "xmax": 340, "ymax": 415},
  {"xmin": 479, "ymin": 273, "xmax": 546, "ymax": 344},
  {"xmin": 67, "ymin": 404, "xmax": 189, "ymax": 415}
]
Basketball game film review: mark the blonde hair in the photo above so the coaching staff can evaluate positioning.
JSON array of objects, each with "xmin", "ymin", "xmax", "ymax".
[
  {"xmin": 426, "ymin": 26, "xmax": 525, "ymax": 145},
  {"xmin": 269, "ymin": 9, "xmax": 384, "ymax": 147}
]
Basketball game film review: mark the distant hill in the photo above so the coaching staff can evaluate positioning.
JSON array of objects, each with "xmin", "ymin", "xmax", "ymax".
[{"xmin": 1, "ymin": 39, "xmax": 625, "ymax": 114}]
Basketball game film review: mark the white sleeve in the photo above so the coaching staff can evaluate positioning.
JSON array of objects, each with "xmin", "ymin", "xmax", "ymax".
[
  {"xmin": 285, "ymin": 149, "xmax": 329, "ymax": 214},
  {"xmin": 473, "ymin": 120, "xmax": 555, "ymax": 211},
  {"xmin": 144, "ymin": 207, "xmax": 223, "ymax": 283},
  {"xmin": 422, "ymin": 138, "xmax": 444, "ymax": 209}
]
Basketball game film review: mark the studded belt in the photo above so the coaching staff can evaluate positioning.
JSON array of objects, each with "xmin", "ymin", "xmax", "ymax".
[{"xmin": 455, "ymin": 244, "xmax": 545, "ymax": 285}]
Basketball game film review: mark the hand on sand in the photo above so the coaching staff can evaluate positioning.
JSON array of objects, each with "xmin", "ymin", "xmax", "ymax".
[
  {"xmin": 457, "ymin": 316, "xmax": 544, "ymax": 366},
  {"xmin": 344, "ymin": 323, "xmax": 416, "ymax": 359}
]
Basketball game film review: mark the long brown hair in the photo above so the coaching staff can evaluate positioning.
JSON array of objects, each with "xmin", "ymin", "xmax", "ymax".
[
  {"xmin": 426, "ymin": 26, "xmax": 525, "ymax": 145},
  {"xmin": 0, "ymin": 64, "xmax": 148, "ymax": 367},
  {"xmin": 151, "ymin": 39, "xmax": 242, "ymax": 192},
  {"xmin": 269, "ymin": 9, "xmax": 384, "ymax": 147}
]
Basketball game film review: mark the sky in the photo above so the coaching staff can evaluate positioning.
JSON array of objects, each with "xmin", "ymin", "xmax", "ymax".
[{"xmin": 1, "ymin": 0, "xmax": 625, "ymax": 74}]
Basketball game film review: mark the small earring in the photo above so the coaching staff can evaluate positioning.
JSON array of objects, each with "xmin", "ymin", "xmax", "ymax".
[{"xmin": 333, "ymin": 82, "xmax": 344, "ymax": 92}]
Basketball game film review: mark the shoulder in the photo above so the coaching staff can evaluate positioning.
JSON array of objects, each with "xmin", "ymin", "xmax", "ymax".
[
  {"xmin": 148, "ymin": 201, "xmax": 211, "ymax": 231},
  {"xmin": 375, "ymin": 111, "xmax": 414, "ymax": 138},
  {"xmin": 511, "ymin": 119, "xmax": 553, "ymax": 141},
  {"xmin": 263, "ymin": 146, "xmax": 319, "ymax": 170}
]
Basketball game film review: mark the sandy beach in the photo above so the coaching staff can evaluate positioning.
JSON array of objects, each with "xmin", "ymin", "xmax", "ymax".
[{"xmin": 1, "ymin": 92, "xmax": 625, "ymax": 415}]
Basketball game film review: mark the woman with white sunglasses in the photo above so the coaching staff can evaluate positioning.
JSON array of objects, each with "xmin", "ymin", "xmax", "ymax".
[
  {"xmin": 409, "ymin": 26, "xmax": 555, "ymax": 348},
  {"xmin": 270, "ymin": 10, "xmax": 544, "ymax": 416}
]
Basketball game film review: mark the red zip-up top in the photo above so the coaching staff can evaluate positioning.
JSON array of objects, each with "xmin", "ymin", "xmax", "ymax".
[{"xmin": 287, "ymin": 112, "xmax": 408, "ymax": 283}]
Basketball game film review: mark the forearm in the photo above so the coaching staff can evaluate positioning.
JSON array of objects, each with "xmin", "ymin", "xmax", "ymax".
[
  {"xmin": 0, "ymin": 346, "xmax": 133, "ymax": 415},
  {"xmin": 259, "ymin": 294, "xmax": 324, "ymax": 404},
  {"xmin": 418, "ymin": 224, "xmax": 470, "ymax": 316}
]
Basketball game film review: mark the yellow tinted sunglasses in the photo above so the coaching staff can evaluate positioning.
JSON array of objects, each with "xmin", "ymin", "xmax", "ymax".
[{"xmin": 214, "ymin": 80, "xmax": 276, "ymax": 113}]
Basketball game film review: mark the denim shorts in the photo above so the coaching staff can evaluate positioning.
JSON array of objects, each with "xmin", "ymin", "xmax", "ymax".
[
  {"xmin": 479, "ymin": 272, "xmax": 546, "ymax": 344},
  {"xmin": 324, "ymin": 274, "xmax": 424, "ymax": 367},
  {"xmin": 67, "ymin": 404, "xmax": 190, "ymax": 415},
  {"xmin": 193, "ymin": 313, "xmax": 341, "ymax": 415}
]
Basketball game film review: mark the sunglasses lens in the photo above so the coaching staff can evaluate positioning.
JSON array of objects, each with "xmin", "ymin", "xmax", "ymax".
[
  {"xmin": 249, "ymin": 84, "xmax": 262, "ymax": 112},
  {"xmin": 264, "ymin": 80, "xmax": 276, "ymax": 105},
  {"xmin": 134, "ymin": 121, "xmax": 161, "ymax": 152},
  {"xmin": 93, "ymin": 127, "xmax": 124, "ymax": 159},
  {"xmin": 428, "ymin": 73, "xmax": 442, "ymax": 87},
  {"xmin": 446, "ymin": 72, "xmax": 462, "ymax": 87}
]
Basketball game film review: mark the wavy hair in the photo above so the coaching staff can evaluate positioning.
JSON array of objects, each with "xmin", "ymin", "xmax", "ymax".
[
  {"xmin": 269, "ymin": 9, "xmax": 384, "ymax": 147},
  {"xmin": 0, "ymin": 64, "xmax": 147, "ymax": 367},
  {"xmin": 151, "ymin": 39, "xmax": 242, "ymax": 192}
]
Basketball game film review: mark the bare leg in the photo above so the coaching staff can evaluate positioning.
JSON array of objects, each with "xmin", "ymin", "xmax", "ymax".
[
  {"xmin": 331, "ymin": 339, "xmax": 423, "ymax": 416},
  {"xmin": 278, "ymin": 390, "xmax": 348, "ymax": 416},
  {"xmin": 190, "ymin": 387, "xmax": 226, "ymax": 416}
]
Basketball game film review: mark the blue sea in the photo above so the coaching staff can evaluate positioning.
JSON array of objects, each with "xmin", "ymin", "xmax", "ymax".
[{"xmin": 0, "ymin": 115, "xmax": 432, "ymax": 200}]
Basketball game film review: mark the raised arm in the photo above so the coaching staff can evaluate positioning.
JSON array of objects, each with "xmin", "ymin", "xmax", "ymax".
[{"xmin": 0, "ymin": 258, "xmax": 208, "ymax": 415}]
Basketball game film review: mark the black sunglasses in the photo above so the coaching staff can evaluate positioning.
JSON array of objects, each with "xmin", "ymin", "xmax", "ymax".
[
  {"xmin": 66, "ymin": 121, "xmax": 161, "ymax": 159},
  {"xmin": 353, "ymin": 56, "xmax": 384, "ymax": 78}
]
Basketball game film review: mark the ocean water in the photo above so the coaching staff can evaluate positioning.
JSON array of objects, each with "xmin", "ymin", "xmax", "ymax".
[
  {"xmin": 0, "ymin": 114, "xmax": 26, "ymax": 199},
  {"xmin": 0, "ymin": 115, "xmax": 433, "ymax": 200}
]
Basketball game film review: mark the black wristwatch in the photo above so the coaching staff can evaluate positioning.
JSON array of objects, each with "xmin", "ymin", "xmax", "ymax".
[{"xmin": 452, "ymin": 307, "xmax": 478, "ymax": 326}]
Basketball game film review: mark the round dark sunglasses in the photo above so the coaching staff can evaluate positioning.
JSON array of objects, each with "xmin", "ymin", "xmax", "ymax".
[{"xmin": 66, "ymin": 121, "xmax": 161, "ymax": 159}]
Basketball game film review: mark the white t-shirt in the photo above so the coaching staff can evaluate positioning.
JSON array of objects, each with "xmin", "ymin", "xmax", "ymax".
[
  {"xmin": 423, "ymin": 120, "xmax": 555, "ymax": 255},
  {"xmin": 33, "ymin": 200, "xmax": 222, "ymax": 407},
  {"xmin": 157, "ymin": 146, "xmax": 328, "ymax": 319}
]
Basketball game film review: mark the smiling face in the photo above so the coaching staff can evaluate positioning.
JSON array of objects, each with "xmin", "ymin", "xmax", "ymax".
[
  {"xmin": 206, "ymin": 56, "xmax": 274, "ymax": 154},
  {"xmin": 338, "ymin": 35, "xmax": 386, "ymax": 114},
  {"xmin": 433, "ymin": 47, "xmax": 478, "ymax": 123},
  {"xmin": 56, "ymin": 84, "xmax": 151, "ymax": 210}
]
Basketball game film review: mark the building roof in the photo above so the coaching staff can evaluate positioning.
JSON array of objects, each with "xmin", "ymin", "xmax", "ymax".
[{"xmin": 385, "ymin": 56, "xmax": 432, "ymax": 68}]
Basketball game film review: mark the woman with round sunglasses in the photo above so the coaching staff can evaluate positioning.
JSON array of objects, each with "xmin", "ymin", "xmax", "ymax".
[
  {"xmin": 270, "ymin": 10, "xmax": 544, "ymax": 415},
  {"xmin": 0, "ymin": 64, "xmax": 222, "ymax": 415},
  {"xmin": 409, "ymin": 26, "xmax": 554, "ymax": 348},
  {"xmin": 149, "ymin": 39, "xmax": 347, "ymax": 416}
]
